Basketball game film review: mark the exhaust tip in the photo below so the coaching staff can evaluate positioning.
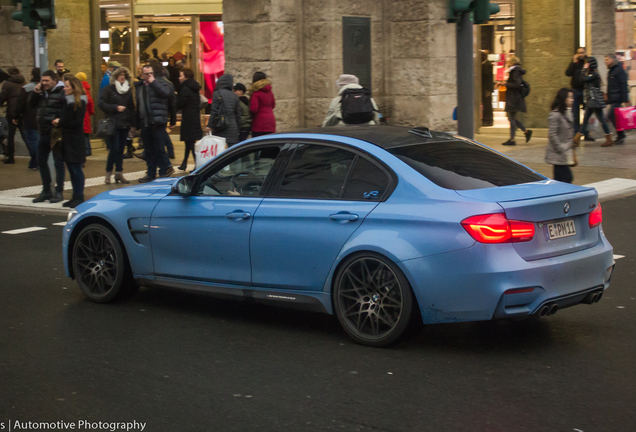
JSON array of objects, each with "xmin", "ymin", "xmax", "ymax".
[
  {"xmin": 549, "ymin": 304, "xmax": 559, "ymax": 315},
  {"xmin": 594, "ymin": 292, "xmax": 603, "ymax": 303},
  {"xmin": 539, "ymin": 305, "xmax": 550, "ymax": 317}
]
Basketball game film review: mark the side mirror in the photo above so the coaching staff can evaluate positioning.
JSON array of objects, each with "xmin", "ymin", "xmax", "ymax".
[{"xmin": 172, "ymin": 175, "xmax": 197, "ymax": 196}]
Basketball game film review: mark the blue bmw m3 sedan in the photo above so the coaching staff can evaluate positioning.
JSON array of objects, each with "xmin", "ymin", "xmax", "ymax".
[{"xmin": 63, "ymin": 126, "xmax": 614, "ymax": 347}]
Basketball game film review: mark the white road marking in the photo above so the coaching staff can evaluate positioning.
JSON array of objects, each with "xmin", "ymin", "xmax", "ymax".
[
  {"xmin": 2, "ymin": 226, "xmax": 47, "ymax": 235},
  {"xmin": 52, "ymin": 222, "xmax": 67, "ymax": 226},
  {"xmin": 613, "ymin": 255, "xmax": 625, "ymax": 260}
]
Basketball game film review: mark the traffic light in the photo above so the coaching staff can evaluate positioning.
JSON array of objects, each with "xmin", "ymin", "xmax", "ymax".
[
  {"xmin": 30, "ymin": 0, "xmax": 56, "ymax": 29},
  {"xmin": 11, "ymin": 0, "xmax": 39, "ymax": 30},
  {"xmin": 447, "ymin": 0, "xmax": 472, "ymax": 23},
  {"xmin": 447, "ymin": 0, "xmax": 500, "ymax": 24},
  {"xmin": 474, "ymin": 0, "xmax": 500, "ymax": 24}
]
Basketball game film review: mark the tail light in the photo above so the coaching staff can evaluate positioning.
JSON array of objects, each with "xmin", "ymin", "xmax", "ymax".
[
  {"xmin": 588, "ymin": 203, "xmax": 602, "ymax": 228},
  {"xmin": 461, "ymin": 213, "xmax": 535, "ymax": 244}
]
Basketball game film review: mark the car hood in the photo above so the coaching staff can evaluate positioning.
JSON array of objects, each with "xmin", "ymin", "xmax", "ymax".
[{"xmin": 89, "ymin": 178, "xmax": 178, "ymax": 202}]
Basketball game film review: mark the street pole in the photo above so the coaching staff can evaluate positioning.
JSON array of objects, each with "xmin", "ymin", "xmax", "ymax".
[
  {"xmin": 456, "ymin": 11, "xmax": 474, "ymax": 139},
  {"xmin": 39, "ymin": 29, "xmax": 48, "ymax": 71}
]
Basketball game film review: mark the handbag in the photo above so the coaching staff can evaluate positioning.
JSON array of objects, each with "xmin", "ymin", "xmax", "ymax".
[
  {"xmin": 199, "ymin": 93, "xmax": 209, "ymax": 110},
  {"xmin": 96, "ymin": 118, "xmax": 115, "ymax": 138},
  {"xmin": 195, "ymin": 133, "xmax": 227, "ymax": 169},
  {"xmin": 50, "ymin": 126, "xmax": 63, "ymax": 151},
  {"xmin": 210, "ymin": 93, "xmax": 229, "ymax": 133}
]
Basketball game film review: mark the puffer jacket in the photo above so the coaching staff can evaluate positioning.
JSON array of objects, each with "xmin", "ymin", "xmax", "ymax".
[
  {"xmin": 607, "ymin": 62, "xmax": 628, "ymax": 104},
  {"xmin": 322, "ymin": 83, "xmax": 380, "ymax": 126},
  {"xmin": 80, "ymin": 81, "xmax": 95, "ymax": 134},
  {"xmin": 545, "ymin": 109, "xmax": 575, "ymax": 166},
  {"xmin": 0, "ymin": 74, "xmax": 26, "ymax": 117},
  {"xmin": 249, "ymin": 79, "xmax": 276, "ymax": 133},
  {"xmin": 208, "ymin": 74, "xmax": 242, "ymax": 145},
  {"xmin": 505, "ymin": 66, "xmax": 527, "ymax": 113},
  {"xmin": 29, "ymin": 80, "xmax": 66, "ymax": 135},
  {"xmin": 15, "ymin": 81, "xmax": 39, "ymax": 130},
  {"xmin": 59, "ymin": 95, "xmax": 88, "ymax": 164},
  {"xmin": 99, "ymin": 68, "xmax": 135, "ymax": 130},
  {"xmin": 134, "ymin": 78, "xmax": 171, "ymax": 127},
  {"xmin": 176, "ymin": 78, "xmax": 203, "ymax": 143}
]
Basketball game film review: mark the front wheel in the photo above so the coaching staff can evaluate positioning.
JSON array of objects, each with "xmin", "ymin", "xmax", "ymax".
[
  {"xmin": 333, "ymin": 253, "xmax": 415, "ymax": 347},
  {"xmin": 72, "ymin": 223, "xmax": 136, "ymax": 303}
]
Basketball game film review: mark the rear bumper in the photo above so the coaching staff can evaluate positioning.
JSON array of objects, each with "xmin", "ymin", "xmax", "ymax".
[{"xmin": 398, "ymin": 233, "xmax": 614, "ymax": 324}]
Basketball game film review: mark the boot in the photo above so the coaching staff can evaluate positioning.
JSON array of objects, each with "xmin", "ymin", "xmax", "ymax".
[
  {"xmin": 114, "ymin": 171, "xmax": 130, "ymax": 184},
  {"xmin": 32, "ymin": 189, "xmax": 53, "ymax": 203},
  {"xmin": 573, "ymin": 132, "xmax": 583, "ymax": 146},
  {"xmin": 601, "ymin": 134, "xmax": 614, "ymax": 147},
  {"xmin": 67, "ymin": 195, "xmax": 84, "ymax": 208},
  {"xmin": 105, "ymin": 171, "xmax": 112, "ymax": 184},
  {"xmin": 123, "ymin": 142, "xmax": 134, "ymax": 159},
  {"xmin": 178, "ymin": 159, "xmax": 187, "ymax": 171},
  {"xmin": 49, "ymin": 190, "xmax": 64, "ymax": 203}
]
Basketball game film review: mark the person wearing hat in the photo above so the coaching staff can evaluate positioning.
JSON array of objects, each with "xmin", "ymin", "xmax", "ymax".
[
  {"xmin": 322, "ymin": 74, "xmax": 379, "ymax": 127},
  {"xmin": 75, "ymin": 72, "xmax": 95, "ymax": 156},
  {"xmin": 100, "ymin": 61, "xmax": 122, "ymax": 93},
  {"xmin": 234, "ymin": 82, "xmax": 252, "ymax": 142}
]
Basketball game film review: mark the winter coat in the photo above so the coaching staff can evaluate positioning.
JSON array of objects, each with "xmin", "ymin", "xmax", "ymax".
[
  {"xmin": 176, "ymin": 78, "xmax": 203, "ymax": 143},
  {"xmin": 29, "ymin": 80, "xmax": 66, "ymax": 135},
  {"xmin": 208, "ymin": 74, "xmax": 242, "ymax": 145},
  {"xmin": 99, "ymin": 75, "xmax": 135, "ymax": 130},
  {"xmin": 505, "ymin": 66, "xmax": 527, "ymax": 113},
  {"xmin": 482, "ymin": 60, "xmax": 494, "ymax": 93},
  {"xmin": 159, "ymin": 76, "xmax": 177, "ymax": 126},
  {"xmin": 0, "ymin": 74, "xmax": 26, "ymax": 117},
  {"xmin": 322, "ymin": 83, "xmax": 380, "ymax": 127},
  {"xmin": 167, "ymin": 65, "xmax": 181, "ymax": 91},
  {"xmin": 58, "ymin": 95, "xmax": 88, "ymax": 164},
  {"xmin": 545, "ymin": 109, "xmax": 575, "ymax": 166},
  {"xmin": 15, "ymin": 81, "xmax": 39, "ymax": 130},
  {"xmin": 565, "ymin": 59, "xmax": 586, "ymax": 91},
  {"xmin": 134, "ymin": 78, "xmax": 171, "ymax": 128},
  {"xmin": 249, "ymin": 79, "xmax": 276, "ymax": 133},
  {"xmin": 581, "ymin": 70, "xmax": 605, "ymax": 109},
  {"xmin": 607, "ymin": 62, "xmax": 628, "ymax": 104},
  {"xmin": 80, "ymin": 81, "xmax": 94, "ymax": 134},
  {"xmin": 238, "ymin": 95, "xmax": 252, "ymax": 130}
]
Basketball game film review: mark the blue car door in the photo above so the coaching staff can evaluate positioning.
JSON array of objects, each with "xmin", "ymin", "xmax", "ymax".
[
  {"xmin": 149, "ymin": 144, "xmax": 285, "ymax": 284},
  {"xmin": 250, "ymin": 143, "xmax": 392, "ymax": 291}
]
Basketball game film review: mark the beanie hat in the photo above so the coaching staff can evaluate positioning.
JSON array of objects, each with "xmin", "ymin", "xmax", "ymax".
[
  {"xmin": 75, "ymin": 72, "xmax": 88, "ymax": 82},
  {"xmin": 335, "ymin": 74, "xmax": 359, "ymax": 89},
  {"xmin": 109, "ymin": 61, "xmax": 122, "ymax": 68},
  {"xmin": 233, "ymin": 83, "xmax": 247, "ymax": 93}
]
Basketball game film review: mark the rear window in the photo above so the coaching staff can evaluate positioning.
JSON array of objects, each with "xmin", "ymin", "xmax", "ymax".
[{"xmin": 389, "ymin": 140, "xmax": 543, "ymax": 190}]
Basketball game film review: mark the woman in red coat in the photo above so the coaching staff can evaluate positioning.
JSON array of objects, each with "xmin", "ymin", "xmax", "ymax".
[
  {"xmin": 75, "ymin": 72, "xmax": 94, "ymax": 156},
  {"xmin": 248, "ymin": 71, "xmax": 276, "ymax": 136}
]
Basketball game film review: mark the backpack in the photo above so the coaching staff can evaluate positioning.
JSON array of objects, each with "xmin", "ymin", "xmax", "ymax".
[
  {"xmin": 340, "ymin": 87, "xmax": 375, "ymax": 124},
  {"xmin": 520, "ymin": 79, "xmax": 531, "ymax": 98},
  {"xmin": 210, "ymin": 92, "xmax": 229, "ymax": 132}
]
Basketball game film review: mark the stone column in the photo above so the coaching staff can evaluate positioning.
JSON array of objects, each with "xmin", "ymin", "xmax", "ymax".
[
  {"xmin": 586, "ymin": 0, "xmax": 616, "ymax": 83},
  {"xmin": 0, "ymin": 5, "xmax": 34, "ymax": 74}
]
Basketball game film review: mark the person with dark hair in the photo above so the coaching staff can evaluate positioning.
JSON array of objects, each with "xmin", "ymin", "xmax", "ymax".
[
  {"xmin": 574, "ymin": 57, "xmax": 612, "ymax": 147},
  {"xmin": 176, "ymin": 68, "xmax": 203, "ymax": 170},
  {"xmin": 234, "ymin": 82, "xmax": 252, "ymax": 142},
  {"xmin": 206, "ymin": 74, "xmax": 242, "ymax": 146},
  {"xmin": 152, "ymin": 48, "xmax": 161, "ymax": 63},
  {"xmin": 0, "ymin": 66, "xmax": 26, "ymax": 164},
  {"xmin": 54, "ymin": 60, "xmax": 70, "ymax": 80},
  {"xmin": 502, "ymin": 56, "xmax": 532, "ymax": 145},
  {"xmin": 149, "ymin": 59, "xmax": 176, "ymax": 158},
  {"xmin": 99, "ymin": 67, "xmax": 135, "ymax": 184},
  {"xmin": 29, "ymin": 70, "xmax": 67, "ymax": 202},
  {"xmin": 14, "ymin": 67, "xmax": 41, "ymax": 169},
  {"xmin": 565, "ymin": 47, "xmax": 594, "ymax": 141},
  {"xmin": 545, "ymin": 88, "xmax": 576, "ymax": 183},
  {"xmin": 52, "ymin": 75, "xmax": 87, "ymax": 208},
  {"xmin": 481, "ymin": 51, "xmax": 494, "ymax": 127},
  {"xmin": 248, "ymin": 71, "xmax": 276, "ymax": 136},
  {"xmin": 166, "ymin": 57, "xmax": 181, "ymax": 91},
  {"xmin": 605, "ymin": 53, "xmax": 629, "ymax": 145}
]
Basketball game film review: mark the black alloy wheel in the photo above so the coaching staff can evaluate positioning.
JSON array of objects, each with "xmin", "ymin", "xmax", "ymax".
[
  {"xmin": 334, "ymin": 253, "xmax": 415, "ymax": 347},
  {"xmin": 72, "ymin": 223, "xmax": 136, "ymax": 303}
]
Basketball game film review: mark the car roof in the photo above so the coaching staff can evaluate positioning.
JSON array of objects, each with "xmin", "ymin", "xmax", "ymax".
[{"xmin": 282, "ymin": 125, "xmax": 457, "ymax": 149}]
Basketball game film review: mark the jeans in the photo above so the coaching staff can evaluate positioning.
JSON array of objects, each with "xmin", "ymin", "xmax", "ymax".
[
  {"xmin": 141, "ymin": 125, "xmax": 171, "ymax": 178},
  {"xmin": 553, "ymin": 165, "xmax": 573, "ymax": 183},
  {"xmin": 24, "ymin": 128, "xmax": 40, "ymax": 169},
  {"xmin": 37, "ymin": 132, "xmax": 65, "ymax": 192},
  {"xmin": 507, "ymin": 112, "xmax": 526, "ymax": 140},
  {"xmin": 607, "ymin": 102, "xmax": 626, "ymax": 139},
  {"xmin": 65, "ymin": 162, "xmax": 85, "ymax": 199},
  {"xmin": 85, "ymin": 133, "xmax": 92, "ymax": 156},
  {"xmin": 580, "ymin": 107, "xmax": 610, "ymax": 135},
  {"xmin": 106, "ymin": 128, "xmax": 129, "ymax": 172},
  {"xmin": 572, "ymin": 89, "xmax": 585, "ymax": 134},
  {"xmin": 165, "ymin": 131, "xmax": 175, "ymax": 156}
]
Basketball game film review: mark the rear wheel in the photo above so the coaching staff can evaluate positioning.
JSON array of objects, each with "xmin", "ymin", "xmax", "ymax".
[
  {"xmin": 72, "ymin": 223, "xmax": 136, "ymax": 303},
  {"xmin": 333, "ymin": 253, "xmax": 415, "ymax": 347}
]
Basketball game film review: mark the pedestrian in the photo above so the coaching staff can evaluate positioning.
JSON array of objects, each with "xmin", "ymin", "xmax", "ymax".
[
  {"xmin": 176, "ymin": 68, "xmax": 203, "ymax": 170},
  {"xmin": 166, "ymin": 57, "xmax": 181, "ymax": 91},
  {"xmin": 14, "ymin": 67, "xmax": 41, "ymax": 170},
  {"xmin": 100, "ymin": 61, "xmax": 121, "ymax": 93},
  {"xmin": 605, "ymin": 53, "xmax": 630, "ymax": 145},
  {"xmin": 545, "ymin": 88, "xmax": 577, "ymax": 183},
  {"xmin": 134, "ymin": 64, "xmax": 174, "ymax": 183},
  {"xmin": 566, "ymin": 47, "xmax": 594, "ymax": 142},
  {"xmin": 322, "ymin": 74, "xmax": 379, "ymax": 126},
  {"xmin": 29, "ymin": 70, "xmax": 66, "ymax": 203},
  {"xmin": 54, "ymin": 60, "xmax": 70, "ymax": 81},
  {"xmin": 75, "ymin": 72, "xmax": 95, "ymax": 157},
  {"xmin": 234, "ymin": 83, "xmax": 252, "ymax": 142},
  {"xmin": 98, "ymin": 66, "xmax": 135, "ymax": 184},
  {"xmin": 573, "ymin": 57, "xmax": 612, "ymax": 147},
  {"xmin": 206, "ymin": 74, "xmax": 242, "ymax": 146},
  {"xmin": 502, "ymin": 55, "xmax": 532, "ymax": 146},
  {"xmin": 481, "ymin": 51, "xmax": 494, "ymax": 127},
  {"xmin": 52, "ymin": 75, "xmax": 87, "ymax": 208},
  {"xmin": 0, "ymin": 66, "xmax": 26, "ymax": 164},
  {"xmin": 248, "ymin": 71, "xmax": 276, "ymax": 137},
  {"xmin": 150, "ymin": 59, "xmax": 176, "ymax": 159}
]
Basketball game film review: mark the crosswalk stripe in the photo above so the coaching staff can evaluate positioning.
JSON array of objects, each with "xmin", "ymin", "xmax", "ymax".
[{"xmin": 2, "ymin": 227, "xmax": 47, "ymax": 235}]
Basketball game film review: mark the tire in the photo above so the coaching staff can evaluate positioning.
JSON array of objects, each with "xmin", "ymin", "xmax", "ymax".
[
  {"xmin": 333, "ymin": 252, "xmax": 415, "ymax": 347},
  {"xmin": 72, "ymin": 223, "xmax": 136, "ymax": 303}
]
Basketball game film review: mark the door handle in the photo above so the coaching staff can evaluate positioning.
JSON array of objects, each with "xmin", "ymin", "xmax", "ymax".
[
  {"xmin": 226, "ymin": 211, "xmax": 252, "ymax": 220},
  {"xmin": 329, "ymin": 212, "xmax": 359, "ymax": 221}
]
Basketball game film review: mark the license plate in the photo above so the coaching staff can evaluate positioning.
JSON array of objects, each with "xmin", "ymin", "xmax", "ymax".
[{"xmin": 546, "ymin": 219, "xmax": 576, "ymax": 240}]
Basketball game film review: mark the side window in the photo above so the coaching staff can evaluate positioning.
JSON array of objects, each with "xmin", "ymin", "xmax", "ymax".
[
  {"xmin": 196, "ymin": 146, "xmax": 281, "ymax": 197},
  {"xmin": 276, "ymin": 144, "xmax": 355, "ymax": 199},
  {"xmin": 342, "ymin": 157, "xmax": 390, "ymax": 201}
]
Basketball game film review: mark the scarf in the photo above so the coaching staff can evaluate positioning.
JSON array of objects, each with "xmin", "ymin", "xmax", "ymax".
[{"xmin": 115, "ymin": 80, "xmax": 130, "ymax": 94}]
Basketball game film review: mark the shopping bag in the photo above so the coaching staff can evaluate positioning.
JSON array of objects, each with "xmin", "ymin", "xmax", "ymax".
[
  {"xmin": 195, "ymin": 133, "xmax": 227, "ymax": 169},
  {"xmin": 614, "ymin": 106, "xmax": 636, "ymax": 131}
]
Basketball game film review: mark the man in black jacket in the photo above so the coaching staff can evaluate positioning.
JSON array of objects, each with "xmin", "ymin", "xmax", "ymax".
[
  {"xmin": 605, "ymin": 53, "xmax": 630, "ymax": 145},
  {"xmin": 565, "ymin": 47, "xmax": 594, "ymax": 141},
  {"xmin": 0, "ymin": 67, "xmax": 26, "ymax": 164},
  {"xmin": 135, "ymin": 64, "xmax": 174, "ymax": 182},
  {"xmin": 29, "ymin": 70, "xmax": 66, "ymax": 203},
  {"xmin": 14, "ymin": 67, "xmax": 41, "ymax": 170}
]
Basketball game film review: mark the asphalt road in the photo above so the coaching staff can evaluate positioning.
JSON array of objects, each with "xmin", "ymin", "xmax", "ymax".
[{"xmin": 1, "ymin": 197, "xmax": 635, "ymax": 432}]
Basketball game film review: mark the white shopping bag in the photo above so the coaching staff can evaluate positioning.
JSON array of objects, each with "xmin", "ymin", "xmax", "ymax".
[{"xmin": 195, "ymin": 133, "xmax": 227, "ymax": 169}]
